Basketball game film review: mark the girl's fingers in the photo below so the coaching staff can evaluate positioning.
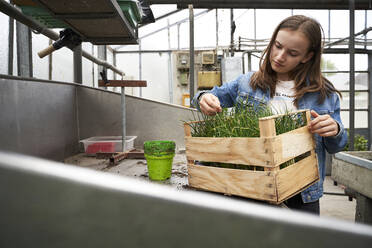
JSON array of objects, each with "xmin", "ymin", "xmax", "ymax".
[
  {"xmin": 200, "ymin": 94, "xmax": 222, "ymax": 115},
  {"xmin": 310, "ymin": 110, "xmax": 319, "ymax": 118},
  {"xmin": 200, "ymin": 102, "xmax": 217, "ymax": 115},
  {"xmin": 318, "ymin": 131, "xmax": 338, "ymax": 137},
  {"xmin": 206, "ymin": 95, "xmax": 221, "ymax": 112},
  {"xmin": 310, "ymin": 118, "xmax": 331, "ymax": 129},
  {"xmin": 310, "ymin": 125, "xmax": 336, "ymax": 136},
  {"xmin": 309, "ymin": 113, "xmax": 328, "ymax": 126},
  {"xmin": 309, "ymin": 117, "xmax": 338, "ymax": 137},
  {"xmin": 211, "ymin": 97, "xmax": 222, "ymax": 112}
]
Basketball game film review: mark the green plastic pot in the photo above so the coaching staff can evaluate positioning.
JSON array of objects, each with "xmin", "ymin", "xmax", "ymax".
[{"xmin": 144, "ymin": 141, "xmax": 176, "ymax": 181}]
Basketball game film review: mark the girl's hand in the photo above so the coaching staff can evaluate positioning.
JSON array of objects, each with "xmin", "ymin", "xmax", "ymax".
[
  {"xmin": 199, "ymin": 93, "xmax": 222, "ymax": 116},
  {"xmin": 308, "ymin": 110, "xmax": 339, "ymax": 137}
]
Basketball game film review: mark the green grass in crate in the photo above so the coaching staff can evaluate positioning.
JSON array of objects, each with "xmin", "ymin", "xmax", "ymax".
[
  {"xmin": 187, "ymin": 102, "xmax": 307, "ymax": 170},
  {"xmin": 189, "ymin": 104, "xmax": 305, "ymax": 138}
]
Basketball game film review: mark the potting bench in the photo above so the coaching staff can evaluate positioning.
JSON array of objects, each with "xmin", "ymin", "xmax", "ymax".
[{"xmin": 332, "ymin": 151, "xmax": 372, "ymax": 225}]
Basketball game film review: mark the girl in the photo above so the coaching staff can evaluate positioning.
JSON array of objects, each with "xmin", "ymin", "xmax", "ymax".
[{"xmin": 192, "ymin": 15, "xmax": 348, "ymax": 214}]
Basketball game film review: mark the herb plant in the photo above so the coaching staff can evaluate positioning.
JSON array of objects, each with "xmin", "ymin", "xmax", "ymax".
[
  {"xmin": 187, "ymin": 103, "xmax": 307, "ymax": 170},
  {"xmin": 189, "ymin": 104, "xmax": 305, "ymax": 138}
]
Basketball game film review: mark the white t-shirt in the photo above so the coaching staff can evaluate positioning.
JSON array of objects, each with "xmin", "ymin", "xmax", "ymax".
[{"xmin": 269, "ymin": 80, "xmax": 297, "ymax": 114}]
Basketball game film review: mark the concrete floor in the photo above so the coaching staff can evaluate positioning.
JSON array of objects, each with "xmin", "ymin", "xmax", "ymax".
[
  {"xmin": 320, "ymin": 176, "xmax": 356, "ymax": 222},
  {"xmin": 65, "ymin": 152, "xmax": 356, "ymax": 223}
]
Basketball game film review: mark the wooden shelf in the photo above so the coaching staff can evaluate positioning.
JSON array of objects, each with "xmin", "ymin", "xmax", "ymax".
[{"xmin": 19, "ymin": 0, "xmax": 138, "ymax": 45}]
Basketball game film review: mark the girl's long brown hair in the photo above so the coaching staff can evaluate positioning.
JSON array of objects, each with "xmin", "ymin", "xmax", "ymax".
[{"xmin": 250, "ymin": 15, "xmax": 341, "ymax": 105}]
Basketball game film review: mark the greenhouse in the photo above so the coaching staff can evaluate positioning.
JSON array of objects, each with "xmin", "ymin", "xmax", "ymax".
[{"xmin": 0, "ymin": 0, "xmax": 372, "ymax": 247}]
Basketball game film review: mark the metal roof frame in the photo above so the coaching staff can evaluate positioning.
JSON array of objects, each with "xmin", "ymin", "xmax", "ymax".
[{"xmin": 148, "ymin": 0, "xmax": 372, "ymax": 10}]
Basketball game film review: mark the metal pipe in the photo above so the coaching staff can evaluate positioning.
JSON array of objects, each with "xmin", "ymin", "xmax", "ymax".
[
  {"xmin": 113, "ymin": 50, "xmax": 117, "ymax": 80},
  {"xmin": 97, "ymin": 45, "xmax": 107, "ymax": 88},
  {"xmin": 242, "ymin": 51, "xmax": 253, "ymax": 74},
  {"xmin": 139, "ymin": 9, "xmax": 182, "ymax": 28},
  {"xmin": 0, "ymin": 0, "xmax": 125, "ymax": 76},
  {"xmin": 242, "ymin": 51, "xmax": 247, "ymax": 74},
  {"xmin": 48, "ymin": 39, "xmax": 52, "ymax": 80},
  {"xmin": 177, "ymin": 23, "xmax": 180, "ymax": 50},
  {"xmin": 114, "ymin": 9, "xmax": 183, "ymax": 51},
  {"xmin": 82, "ymin": 50, "xmax": 124, "ymax": 77},
  {"xmin": 339, "ymin": 108, "xmax": 368, "ymax": 112},
  {"xmin": 248, "ymin": 52, "xmax": 252, "ymax": 71},
  {"xmin": 328, "ymin": 9, "xmax": 331, "ymax": 43},
  {"xmin": 349, "ymin": 0, "xmax": 355, "ymax": 150},
  {"xmin": 0, "ymin": 0, "xmax": 58, "ymax": 39},
  {"xmin": 115, "ymin": 9, "xmax": 211, "ymax": 52},
  {"xmin": 121, "ymin": 90, "xmax": 127, "ymax": 154},
  {"xmin": 365, "ymin": 10, "xmax": 367, "ymax": 49},
  {"xmin": 242, "ymin": 53, "xmax": 245, "ymax": 74},
  {"xmin": 28, "ymin": 27, "xmax": 33, "ymax": 77},
  {"xmin": 139, "ymin": 39, "xmax": 142, "ymax": 97},
  {"xmin": 189, "ymin": 4, "xmax": 195, "ymax": 101},
  {"xmin": 91, "ymin": 44, "xmax": 95, "ymax": 87},
  {"xmin": 322, "ymin": 70, "xmax": 367, "ymax": 73},
  {"xmin": 139, "ymin": 47, "xmax": 372, "ymax": 55},
  {"xmin": 137, "ymin": 9, "xmax": 211, "ymax": 40},
  {"xmin": 148, "ymin": 0, "xmax": 372, "ymax": 9},
  {"xmin": 116, "ymin": 48, "xmax": 223, "ymax": 54},
  {"xmin": 216, "ymin": 9, "xmax": 218, "ymax": 47},
  {"xmin": 204, "ymin": 48, "xmax": 370, "ymax": 55},
  {"xmin": 230, "ymin": 9, "xmax": 234, "ymax": 56},
  {"xmin": 368, "ymin": 54, "xmax": 372, "ymax": 149},
  {"xmin": 167, "ymin": 19, "xmax": 173, "ymax": 103},
  {"xmin": 324, "ymin": 48, "xmax": 372, "ymax": 54},
  {"xmin": 325, "ymin": 26, "xmax": 372, "ymax": 48},
  {"xmin": 73, "ymin": 44, "xmax": 82, "ymax": 84},
  {"xmin": 254, "ymin": 9, "xmax": 257, "ymax": 50},
  {"xmin": 7, "ymin": 0, "xmax": 14, "ymax": 75},
  {"xmin": 16, "ymin": 21, "xmax": 32, "ymax": 77}
]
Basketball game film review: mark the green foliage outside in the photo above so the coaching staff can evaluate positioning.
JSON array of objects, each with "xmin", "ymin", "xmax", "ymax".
[
  {"xmin": 344, "ymin": 133, "xmax": 369, "ymax": 151},
  {"xmin": 321, "ymin": 58, "xmax": 338, "ymax": 77}
]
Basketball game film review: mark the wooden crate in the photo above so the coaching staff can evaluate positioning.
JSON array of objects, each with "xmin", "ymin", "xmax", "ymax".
[{"xmin": 184, "ymin": 109, "xmax": 319, "ymax": 204}]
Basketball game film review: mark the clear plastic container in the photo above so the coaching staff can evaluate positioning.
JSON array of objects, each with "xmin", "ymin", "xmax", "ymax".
[{"xmin": 80, "ymin": 136, "xmax": 137, "ymax": 154}]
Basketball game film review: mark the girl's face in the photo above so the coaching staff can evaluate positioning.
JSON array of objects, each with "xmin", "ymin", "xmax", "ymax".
[{"xmin": 270, "ymin": 28, "xmax": 314, "ymax": 81}]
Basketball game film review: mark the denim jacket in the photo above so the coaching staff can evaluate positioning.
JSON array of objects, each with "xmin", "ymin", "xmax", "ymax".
[{"xmin": 192, "ymin": 72, "xmax": 348, "ymax": 203}]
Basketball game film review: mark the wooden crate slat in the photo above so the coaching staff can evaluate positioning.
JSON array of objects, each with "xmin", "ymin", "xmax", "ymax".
[
  {"xmin": 184, "ymin": 123, "xmax": 192, "ymax": 137},
  {"xmin": 274, "ymin": 126, "xmax": 314, "ymax": 164},
  {"xmin": 188, "ymin": 163, "xmax": 277, "ymax": 202},
  {"xmin": 259, "ymin": 109, "xmax": 308, "ymax": 121},
  {"xmin": 258, "ymin": 117, "xmax": 276, "ymax": 137},
  {"xmin": 259, "ymin": 116, "xmax": 278, "ymax": 171},
  {"xmin": 276, "ymin": 151, "xmax": 319, "ymax": 202},
  {"xmin": 185, "ymin": 129, "xmax": 315, "ymax": 167},
  {"xmin": 185, "ymin": 136, "xmax": 272, "ymax": 166},
  {"xmin": 183, "ymin": 124, "xmax": 194, "ymax": 164}
]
